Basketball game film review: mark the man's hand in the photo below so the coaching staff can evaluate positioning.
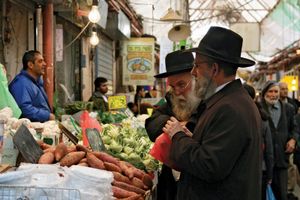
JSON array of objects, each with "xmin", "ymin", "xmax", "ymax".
[
  {"xmin": 285, "ymin": 138, "xmax": 296, "ymax": 153},
  {"xmin": 163, "ymin": 116, "xmax": 184, "ymax": 139},
  {"xmin": 49, "ymin": 113, "xmax": 56, "ymax": 120}
]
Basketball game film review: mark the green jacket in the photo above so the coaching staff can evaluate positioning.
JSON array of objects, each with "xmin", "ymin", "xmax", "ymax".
[{"xmin": 89, "ymin": 91, "xmax": 108, "ymax": 113}]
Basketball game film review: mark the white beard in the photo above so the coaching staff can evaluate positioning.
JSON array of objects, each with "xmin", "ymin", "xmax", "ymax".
[
  {"xmin": 265, "ymin": 96, "xmax": 279, "ymax": 105},
  {"xmin": 170, "ymin": 80, "xmax": 201, "ymax": 121}
]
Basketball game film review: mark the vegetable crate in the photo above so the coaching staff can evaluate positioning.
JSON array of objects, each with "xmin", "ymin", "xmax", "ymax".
[{"xmin": 0, "ymin": 185, "xmax": 81, "ymax": 200}]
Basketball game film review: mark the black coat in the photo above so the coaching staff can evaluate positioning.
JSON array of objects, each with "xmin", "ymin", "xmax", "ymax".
[
  {"xmin": 145, "ymin": 93, "xmax": 177, "ymax": 200},
  {"xmin": 170, "ymin": 80, "xmax": 262, "ymax": 200},
  {"xmin": 260, "ymin": 100, "xmax": 298, "ymax": 168}
]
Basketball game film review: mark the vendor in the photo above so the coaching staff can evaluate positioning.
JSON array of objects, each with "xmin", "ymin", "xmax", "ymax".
[
  {"xmin": 89, "ymin": 77, "xmax": 109, "ymax": 113},
  {"xmin": 9, "ymin": 50, "xmax": 55, "ymax": 122}
]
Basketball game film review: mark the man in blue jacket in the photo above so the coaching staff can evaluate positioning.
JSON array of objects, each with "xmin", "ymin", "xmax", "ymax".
[{"xmin": 9, "ymin": 50, "xmax": 55, "ymax": 122}]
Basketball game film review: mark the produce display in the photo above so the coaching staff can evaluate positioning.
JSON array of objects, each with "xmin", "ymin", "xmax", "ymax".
[
  {"xmin": 37, "ymin": 142, "xmax": 153, "ymax": 200},
  {"xmin": 101, "ymin": 118, "xmax": 159, "ymax": 172}
]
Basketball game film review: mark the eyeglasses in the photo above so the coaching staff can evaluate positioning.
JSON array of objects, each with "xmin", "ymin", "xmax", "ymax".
[
  {"xmin": 193, "ymin": 61, "xmax": 209, "ymax": 68},
  {"xmin": 170, "ymin": 80, "xmax": 191, "ymax": 92}
]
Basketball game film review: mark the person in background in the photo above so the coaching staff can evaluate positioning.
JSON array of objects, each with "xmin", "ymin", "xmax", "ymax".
[
  {"xmin": 9, "ymin": 50, "xmax": 55, "ymax": 122},
  {"xmin": 243, "ymin": 83, "xmax": 274, "ymax": 200},
  {"xmin": 260, "ymin": 80, "xmax": 298, "ymax": 200},
  {"xmin": 0, "ymin": 63, "xmax": 21, "ymax": 118},
  {"xmin": 145, "ymin": 86, "xmax": 158, "ymax": 98},
  {"xmin": 163, "ymin": 26, "xmax": 261, "ymax": 200},
  {"xmin": 279, "ymin": 82, "xmax": 299, "ymax": 114},
  {"xmin": 145, "ymin": 50, "xmax": 200, "ymax": 200},
  {"xmin": 127, "ymin": 102, "xmax": 138, "ymax": 116},
  {"xmin": 134, "ymin": 85, "xmax": 145, "ymax": 104},
  {"xmin": 89, "ymin": 77, "xmax": 109, "ymax": 113}
]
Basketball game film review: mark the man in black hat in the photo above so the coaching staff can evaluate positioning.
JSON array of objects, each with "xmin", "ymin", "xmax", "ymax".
[
  {"xmin": 145, "ymin": 50, "xmax": 200, "ymax": 200},
  {"xmin": 163, "ymin": 26, "xmax": 262, "ymax": 200}
]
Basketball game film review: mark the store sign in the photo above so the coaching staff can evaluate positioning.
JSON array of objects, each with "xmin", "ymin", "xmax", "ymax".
[
  {"xmin": 108, "ymin": 95, "xmax": 127, "ymax": 110},
  {"xmin": 122, "ymin": 38, "xmax": 155, "ymax": 85},
  {"xmin": 280, "ymin": 75, "xmax": 298, "ymax": 92}
]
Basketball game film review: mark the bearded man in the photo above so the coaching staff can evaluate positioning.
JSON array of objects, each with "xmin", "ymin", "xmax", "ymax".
[
  {"xmin": 260, "ymin": 80, "xmax": 297, "ymax": 200},
  {"xmin": 145, "ymin": 50, "xmax": 200, "ymax": 200},
  {"xmin": 163, "ymin": 26, "xmax": 262, "ymax": 200}
]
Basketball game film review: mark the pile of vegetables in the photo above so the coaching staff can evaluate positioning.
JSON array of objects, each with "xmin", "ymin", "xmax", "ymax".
[
  {"xmin": 38, "ymin": 142, "xmax": 153, "ymax": 200},
  {"xmin": 99, "ymin": 111, "xmax": 128, "ymax": 124},
  {"xmin": 64, "ymin": 101, "xmax": 93, "ymax": 115},
  {"xmin": 101, "ymin": 119, "xmax": 159, "ymax": 172}
]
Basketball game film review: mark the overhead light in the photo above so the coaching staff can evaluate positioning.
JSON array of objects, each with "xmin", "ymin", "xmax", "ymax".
[
  {"xmin": 90, "ymin": 28, "xmax": 99, "ymax": 46},
  {"xmin": 296, "ymin": 49, "xmax": 300, "ymax": 55},
  {"xmin": 160, "ymin": 8, "xmax": 183, "ymax": 21},
  {"xmin": 88, "ymin": 0, "xmax": 100, "ymax": 23}
]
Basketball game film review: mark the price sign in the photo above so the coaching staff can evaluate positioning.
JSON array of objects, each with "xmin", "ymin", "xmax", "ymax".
[{"xmin": 108, "ymin": 95, "xmax": 127, "ymax": 110}]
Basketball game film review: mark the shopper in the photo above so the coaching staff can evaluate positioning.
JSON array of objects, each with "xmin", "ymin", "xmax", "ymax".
[
  {"xmin": 163, "ymin": 26, "xmax": 261, "ymax": 200},
  {"xmin": 145, "ymin": 50, "xmax": 200, "ymax": 200},
  {"xmin": 9, "ymin": 50, "xmax": 55, "ymax": 122},
  {"xmin": 260, "ymin": 80, "xmax": 298, "ymax": 200},
  {"xmin": 89, "ymin": 77, "xmax": 109, "ymax": 113},
  {"xmin": 243, "ymin": 83, "xmax": 274, "ymax": 200}
]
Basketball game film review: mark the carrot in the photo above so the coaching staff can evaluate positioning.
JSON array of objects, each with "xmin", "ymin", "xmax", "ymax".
[
  {"xmin": 142, "ymin": 174, "xmax": 153, "ymax": 189},
  {"xmin": 131, "ymin": 177, "xmax": 147, "ymax": 190},
  {"xmin": 86, "ymin": 152, "xmax": 105, "ymax": 170},
  {"xmin": 104, "ymin": 162, "xmax": 122, "ymax": 173},
  {"xmin": 119, "ymin": 161, "xmax": 134, "ymax": 179},
  {"xmin": 38, "ymin": 152, "xmax": 55, "ymax": 164},
  {"xmin": 112, "ymin": 186, "xmax": 138, "ymax": 198},
  {"xmin": 60, "ymin": 151, "xmax": 86, "ymax": 167},
  {"xmin": 55, "ymin": 143, "xmax": 68, "ymax": 161},
  {"xmin": 76, "ymin": 144, "xmax": 91, "ymax": 152},
  {"xmin": 92, "ymin": 151, "xmax": 120, "ymax": 166},
  {"xmin": 112, "ymin": 172, "xmax": 132, "ymax": 184},
  {"xmin": 113, "ymin": 180, "xmax": 145, "ymax": 195}
]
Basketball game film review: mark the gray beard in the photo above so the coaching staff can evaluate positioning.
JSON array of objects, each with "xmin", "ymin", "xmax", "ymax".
[{"xmin": 194, "ymin": 76, "xmax": 217, "ymax": 100}]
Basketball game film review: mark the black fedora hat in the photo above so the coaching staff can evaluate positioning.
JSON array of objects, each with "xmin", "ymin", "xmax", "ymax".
[
  {"xmin": 155, "ymin": 50, "xmax": 194, "ymax": 78},
  {"xmin": 186, "ymin": 26, "xmax": 255, "ymax": 67}
]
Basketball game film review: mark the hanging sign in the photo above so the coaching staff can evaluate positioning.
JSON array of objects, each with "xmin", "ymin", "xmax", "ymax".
[
  {"xmin": 122, "ymin": 38, "xmax": 155, "ymax": 85},
  {"xmin": 108, "ymin": 95, "xmax": 127, "ymax": 110}
]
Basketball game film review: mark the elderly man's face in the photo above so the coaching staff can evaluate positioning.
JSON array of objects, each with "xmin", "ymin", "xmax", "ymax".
[
  {"xmin": 265, "ymin": 85, "xmax": 280, "ymax": 105},
  {"xmin": 167, "ymin": 72, "xmax": 201, "ymax": 121}
]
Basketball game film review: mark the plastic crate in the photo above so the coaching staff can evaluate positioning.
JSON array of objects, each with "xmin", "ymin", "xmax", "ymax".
[{"xmin": 0, "ymin": 185, "xmax": 81, "ymax": 200}]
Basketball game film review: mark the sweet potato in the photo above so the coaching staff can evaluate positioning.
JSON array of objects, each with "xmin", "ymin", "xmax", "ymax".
[
  {"xmin": 79, "ymin": 158, "xmax": 87, "ymax": 163},
  {"xmin": 119, "ymin": 161, "xmax": 134, "ymax": 179},
  {"xmin": 77, "ymin": 162, "xmax": 89, "ymax": 167},
  {"xmin": 116, "ymin": 194, "xmax": 141, "ymax": 200},
  {"xmin": 104, "ymin": 162, "xmax": 122, "ymax": 173},
  {"xmin": 55, "ymin": 143, "xmax": 68, "ymax": 161},
  {"xmin": 113, "ymin": 180, "xmax": 145, "ymax": 195},
  {"xmin": 131, "ymin": 177, "xmax": 147, "ymax": 190},
  {"xmin": 40, "ymin": 142, "xmax": 52, "ymax": 150},
  {"xmin": 38, "ymin": 152, "xmax": 55, "ymax": 164},
  {"xmin": 76, "ymin": 144, "xmax": 91, "ymax": 152},
  {"xmin": 67, "ymin": 145, "xmax": 77, "ymax": 153},
  {"xmin": 142, "ymin": 174, "xmax": 153, "ymax": 189},
  {"xmin": 43, "ymin": 147, "xmax": 55, "ymax": 153},
  {"xmin": 86, "ymin": 152, "xmax": 105, "ymax": 170},
  {"xmin": 92, "ymin": 151, "xmax": 120, "ymax": 166},
  {"xmin": 112, "ymin": 172, "xmax": 131, "ymax": 184},
  {"xmin": 60, "ymin": 151, "xmax": 86, "ymax": 167},
  {"xmin": 112, "ymin": 186, "xmax": 138, "ymax": 198}
]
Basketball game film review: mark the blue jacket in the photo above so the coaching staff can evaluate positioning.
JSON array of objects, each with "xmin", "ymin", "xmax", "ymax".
[{"xmin": 9, "ymin": 70, "xmax": 51, "ymax": 122}]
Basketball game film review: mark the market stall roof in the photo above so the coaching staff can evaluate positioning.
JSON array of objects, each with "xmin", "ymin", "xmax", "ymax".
[{"xmin": 129, "ymin": 0, "xmax": 300, "ymax": 62}]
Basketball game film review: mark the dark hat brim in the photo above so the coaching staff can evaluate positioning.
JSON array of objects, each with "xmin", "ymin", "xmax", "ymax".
[
  {"xmin": 185, "ymin": 47, "xmax": 255, "ymax": 67},
  {"xmin": 154, "ymin": 67, "xmax": 193, "ymax": 78}
]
